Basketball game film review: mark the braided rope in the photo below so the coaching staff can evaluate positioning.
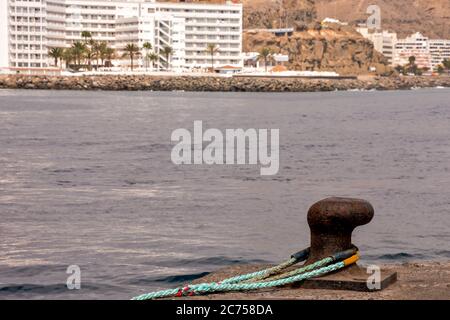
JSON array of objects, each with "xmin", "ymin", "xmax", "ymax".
[
  {"xmin": 132, "ymin": 260, "xmax": 347, "ymax": 300},
  {"xmin": 133, "ymin": 255, "xmax": 358, "ymax": 300},
  {"xmin": 221, "ymin": 257, "xmax": 297, "ymax": 284},
  {"xmin": 190, "ymin": 260, "xmax": 345, "ymax": 295},
  {"xmin": 249, "ymin": 256, "xmax": 333, "ymax": 282},
  {"xmin": 132, "ymin": 247, "xmax": 359, "ymax": 300},
  {"xmin": 131, "ymin": 256, "xmax": 302, "ymax": 300},
  {"xmin": 224, "ymin": 248, "xmax": 310, "ymax": 284}
]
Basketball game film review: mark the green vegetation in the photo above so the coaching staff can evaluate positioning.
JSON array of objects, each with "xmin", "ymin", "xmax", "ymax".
[
  {"xmin": 122, "ymin": 43, "xmax": 141, "ymax": 71},
  {"xmin": 436, "ymin": 64, "xmax": 445, "ymax": 74},
  {"xmin": 258, "ymin": 47, "xmax": 273, "ymax": 73},
  {"xmin": 56, "ymin": 32, "xmax": 116, "ymax": 71},
  {"xmin": 48, "ymin": 32, "xmax": 207, "ymax": 73},
  {"xmin": 443, "ymin": 58, "xmax": 450, "ymax": 71},
  {"xmin": 142, "ymin": 42, "xmax": 153, "ymax": 71},
  {"xmin": 395, "ymin": 56, "xmax": 435, "ymax": 76},
  {"xmin": 48, "ymin": 47, "xmax": 64, "ymax": 67},
  {"xmin": 71, "ymin": 41, "xmax": 87, "ymax": 68},
  {"xmin": 206, "ymin": 43, "xmax": 219, "ymax": 71},
  {"xmin": 146, "ymin": 52, "xmax": 159, "ymax": 71},
  {"xmin": 162, "ymin": 46, "xmax": 173, "ymax": 71}
]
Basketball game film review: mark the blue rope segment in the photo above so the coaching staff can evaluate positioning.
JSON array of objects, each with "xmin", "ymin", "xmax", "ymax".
[{"xmin": 132, "ymin": 247, "xmax": 359, "ymax": 300}]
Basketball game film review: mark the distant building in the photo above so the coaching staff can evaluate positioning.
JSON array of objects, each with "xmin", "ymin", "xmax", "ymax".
[
  {"xmin": 357, "ymin": 27, "xmax": 398, "ymax": 65},
  {"xmin": 214, "ymin": 65, "xmax": 242, "ymax": 75},
  {"xmin": 358, "ymin": 27, "xmax": 450, "ymax": 71},
  {"xmin": 272, "ymin": 53, "xmax": 289, "ymax": 64},
  {"xmin": 242, "ymin": 52, "xmax": 289, "ymax": 70},
  {"xmin": 242, "ymin": 52, "xmax": 258, "ymax": 68},
  {"xmin": 392, "ymin": 32, "xmax": 432, "ymax": 70},
  {"xmin": 245, "ymin": 28, "xmax": 294, "ymax": 37},
  {"xmin": 429, "ymin": 39, "xmax": 450, "ymax": 70},
  {"xmin": 322, "ymin": 17, "xmax": 348, "ymax": 26},
  {"xmin": 1, "ymin": 0, "xmax": 243, "ymax": 73}
]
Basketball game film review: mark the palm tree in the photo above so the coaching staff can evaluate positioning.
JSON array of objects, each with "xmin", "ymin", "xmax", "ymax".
[
  {"xmin": 122, "ymin": 43, "xmax": 140, "ymax": 71},
  {"xmin": 81, "ymin": 31, "xmax": 92, "ymax": 44},
  {"xmin": 62, "ymin": 48, "xmax": 75, "ymax": 69},
  {"xmin": 84, "ymin": 39, "xmax": 97, "ymax": 70},
  {"xmin": 407, "ymin": 56, "xmax": 418, "ymax": 75},
  {"xmin": 91, "ymin": 40, "xmax": 104, "ymax": 70},
  {"xmin": 105, "ymin": 47, "xmax": 115, "ymax": 64},
  {"xmin": 147, "ymin": 52, "xmax": 159, "ymax": 71},
  {"xmin": 80, "ymin": 32, "xmax": 94, "ymax": 69},
  {"xmin": 258, "ymin": 47, "xmax": 272, "ymax": 72},
  {"xmin": 97, "ymin": 41, "xmax": 109, "ymax": 68},
  {"xmin": 142, "ymin": 42, "xmax": 152, "ymax": 71},
  {"xmin": 71, "ymin": 41, "xmax": 87, "ymax": 68},
  {"xmin": 162, "ymin": 46, "xmax": 173, "ymax": 71},
  {"xmin": 206, "ymin": 43, "xmax": 219, "ymax": 72},
  {"xmin": 395, "ymin": 65, "xmax": 406, "ymax": 75},
  {"xmin": 48, "ymin": 47, "xmax": 64, "ymax": 67},
  {"xmin": 143, "ymin": 42, "xmax": 152, "ymax": 51},
  {"xmin": 443, "ymin": 58, "xmax": 450, "ymax": 70}
]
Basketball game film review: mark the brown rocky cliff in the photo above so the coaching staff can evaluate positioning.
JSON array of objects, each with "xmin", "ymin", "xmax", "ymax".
[
  {"xmin": 244, "ymin": 24, "xmax": 392, "ymax": 75},
  {"xmin": 240, "ymin": 0, "xmax": 391, "ymax": 74},
  {"xmin": 242, "ymin": 0, "xmax": 316, "ymax": 29}
]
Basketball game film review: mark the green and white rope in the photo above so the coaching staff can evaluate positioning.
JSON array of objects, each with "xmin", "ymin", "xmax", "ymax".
[
  {"xmin": 132, "ymin": 259, "xmax": 346, "ymax": 300},
  {"xmin": 247, "ymin": 256, "xmax": 333, "ymax": 283},
  {"xmin": 221, "ymin": 257, "xmax": 297, "ymax": 284},
  {"xmin": 186, "ymin": 260, "xmax": 345, "ymax": 295},
  {"xmin": 132, "ymin": 247, "xmax": 359, "ymax": 300},
  {"xmin": 132, "ymin": 255, "xmax": 356, "ymax": 300}
]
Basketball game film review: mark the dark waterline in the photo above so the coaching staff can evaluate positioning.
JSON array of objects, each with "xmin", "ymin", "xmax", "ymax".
[{"xmin": 0, "ymin": 89, "xmax": 449, "ymax": 299}]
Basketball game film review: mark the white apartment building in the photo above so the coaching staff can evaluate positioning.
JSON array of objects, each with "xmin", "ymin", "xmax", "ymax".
[
  {"xmin": 429, "ymin": 39, "xmax": 450, "ymax": 70},
  {"xmin": 0, "ymin": 1, "xmax": 8, "ymax": 68},
  {"xmin": 118, "ymin": 1, "xmax": 243, "ymax": 70},
  {"xmin": 392, "ymin": 32, "xmax": 432, "ymax": 70},
  {"xmin": 359, "ymin": 27, "xmax": 450, "ymax": 71},
  {"xmin": 0, "ymin": 0, "xmax": 243, "ymax": 72},
  {"xmin": 357, "ymin": 27, "xmax": 397, "ymax": 65},
  {"xmin": 4, "ymin": 0, "xmax": 48, "ymax": 70},
  {"xmin": 393, "ymin": 33, "xmax": 450, "ymax": 71}
]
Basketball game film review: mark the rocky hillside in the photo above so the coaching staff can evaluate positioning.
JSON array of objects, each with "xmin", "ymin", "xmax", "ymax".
[
  {"xmin": 243, "ymin": 24, "xmax": 391, "ymax": 75},
  {"xmin": 315, "ymin": 0, "xmax": 450, "ymax": 39},
  {"xmin": 241, "ymin": 1, "xmax": 391, "ymax": 75},
  {"xmin": 242, "ymin": 0, "xmax": 316, "ymax": 29}
]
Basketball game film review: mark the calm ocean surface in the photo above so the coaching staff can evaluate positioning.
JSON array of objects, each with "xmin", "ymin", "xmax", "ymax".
[{"xmin": 0, "ymin": 88, "xmax": 449, "ymax": 299}]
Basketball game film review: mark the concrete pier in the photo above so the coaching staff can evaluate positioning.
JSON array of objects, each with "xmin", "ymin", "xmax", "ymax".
[{"xmin": 190, "ymin": 262, "xmax": 450, "ymax": 300}]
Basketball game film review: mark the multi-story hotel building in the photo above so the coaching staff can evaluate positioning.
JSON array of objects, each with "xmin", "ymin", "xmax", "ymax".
[
  {"xmin": 429, "ymin": 39, "xmax": 450, "ymax": 70},
  {"xmin": 358, "ymin": 27, "xmax": 450, "ymax": 71},
  {"xmin": 357, "ymin": 27, "xmax": 397, "ymax": 65},
  {"xmin": 392, "ymin": 32, "xmax": 433, "ymax": 70},
  {"xmin": 0, "ymin": 0, "xmax": 243, "ymax": 72},
  {"xmin": 3, "ymin": 0, "xmax": 48, "ymax": 69},
  {"xmin": 115, "ymin": 1, "xmax": 243, "ymax": 70}
]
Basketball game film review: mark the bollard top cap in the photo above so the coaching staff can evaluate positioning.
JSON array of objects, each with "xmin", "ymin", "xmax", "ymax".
[{"xmin": 307, "ymin": 197, "xmax": 374, "ymax": 232}]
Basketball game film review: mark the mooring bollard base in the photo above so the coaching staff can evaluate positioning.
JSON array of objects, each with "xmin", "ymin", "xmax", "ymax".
[{"xmin": 298, "ymin": 267, "xmax": 398, "ymax": 292}]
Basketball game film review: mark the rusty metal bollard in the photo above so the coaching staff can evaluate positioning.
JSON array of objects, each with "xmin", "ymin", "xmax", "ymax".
[
  {"xmin": 301, "ymin": 197, "xmax": 397, "ymax": 291},
  {"xmin": 306, "ymin": 197, "xmax": 374, "ymax": 264}
]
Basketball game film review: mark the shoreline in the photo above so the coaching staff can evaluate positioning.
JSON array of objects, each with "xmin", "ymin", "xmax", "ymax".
[{"xmin": 1, "ymin": 74, "xmax": 449, "ymax": 92}]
